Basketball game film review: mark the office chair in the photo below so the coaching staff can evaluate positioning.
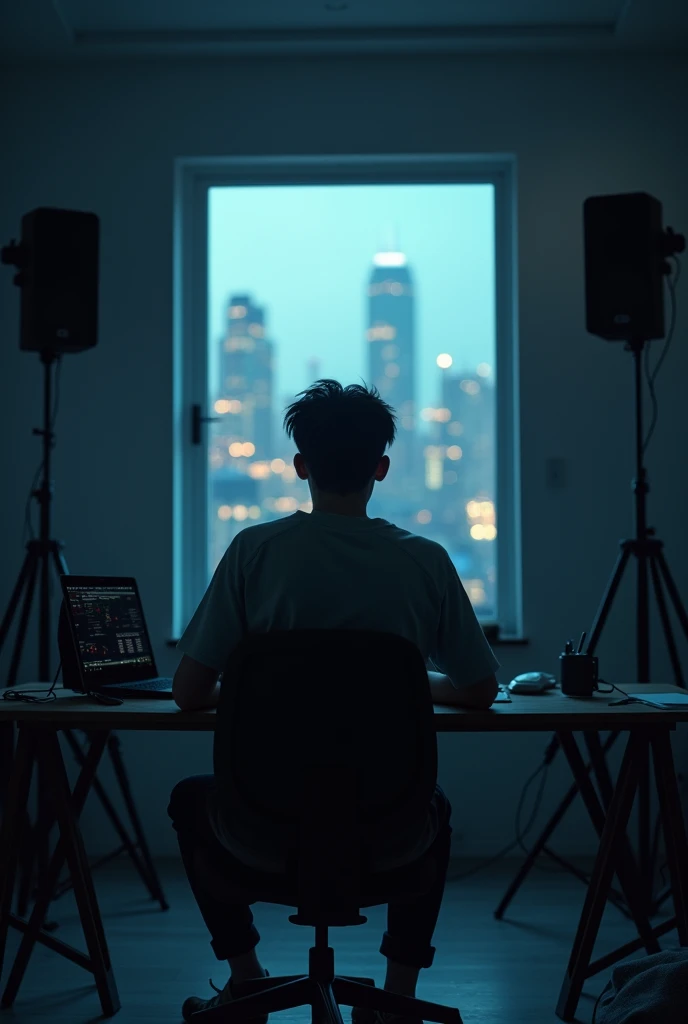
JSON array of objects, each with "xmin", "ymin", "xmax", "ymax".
[{"xmin": 192, "ymin": 629, "xmax": 462, "ymax": 1024}]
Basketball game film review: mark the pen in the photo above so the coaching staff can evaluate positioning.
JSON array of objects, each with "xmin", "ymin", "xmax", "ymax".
[{"xmin": 577, "ymin": 631, "xmax": 587, "ymax": 654}]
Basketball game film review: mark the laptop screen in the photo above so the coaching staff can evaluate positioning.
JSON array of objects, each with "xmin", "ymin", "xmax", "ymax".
[{"xmin": 60, "ymin": 577, "xmax": 157, "ymax": 687}]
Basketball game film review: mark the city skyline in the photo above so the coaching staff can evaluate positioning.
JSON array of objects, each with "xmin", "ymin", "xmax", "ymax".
[{"xmin": 208, "ymin": 183, "xmax": 495, "ymax": 415}]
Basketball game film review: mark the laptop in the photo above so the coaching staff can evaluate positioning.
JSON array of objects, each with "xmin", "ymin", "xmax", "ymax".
[{"xmin": 58, "ymin": 575, "xmax": 174, "ymax": 698}]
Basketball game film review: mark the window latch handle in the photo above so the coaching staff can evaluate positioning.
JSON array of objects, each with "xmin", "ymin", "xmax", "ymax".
[{"xmin": 191, "ymin": 403, "xmax": 221, "ymax": 445}]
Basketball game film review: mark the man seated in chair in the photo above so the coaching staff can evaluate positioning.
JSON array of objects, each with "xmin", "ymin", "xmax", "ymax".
[{"xmin": 169, "ymin": 380, "xmax": 499, "ymax": 1023}]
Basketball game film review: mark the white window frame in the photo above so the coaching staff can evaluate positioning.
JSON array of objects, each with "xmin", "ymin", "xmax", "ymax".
[{"xmin": 173, "ymin": 154, "xmax": 522, "ymax": 638}]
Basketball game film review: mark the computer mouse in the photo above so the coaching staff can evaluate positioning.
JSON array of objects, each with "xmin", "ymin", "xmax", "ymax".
[{"xmin": 508, "ymin": 672, "xmax": 557, "ymax": 694}]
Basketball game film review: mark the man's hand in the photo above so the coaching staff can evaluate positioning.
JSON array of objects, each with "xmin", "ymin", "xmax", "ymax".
[
  {"xmin": 428, "ymin": 670, "xmax": 499, "ymax": 710},
  {"xmin": 173, "ymin": 654, "xmax": 221, "ymax": 711}
]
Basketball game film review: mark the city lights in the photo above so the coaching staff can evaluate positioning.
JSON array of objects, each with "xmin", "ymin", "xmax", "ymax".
[
  {"xmin": 248, "ymin": 506, "xmax": 261, "ymax": 519},
  {"xmin": 436, "ymin": 353, "xmax": 453, "ymax": 369},
  {"xmin": 420, "ymin": 407, "xmax": 451, "ymax": 422},
  {"xmin": 390, "ymin": 282, "xmax": 403, "ymax": 296},
  {"xmin": 460, "ymin": 379, "xmax": 480, "ymax": 395},
  {"xmin": 234, "ymin": 505, "xmax": 248, "ymax": 521},
  {"xmin": 217, "ymin": 505, "xmax": 232, "ymax": 520},
  {"xmin": 214, "ymin": 399, "xmax": 231, "ymax": 414},
  {"xmin": 242, "ymin": 442, "xmax": 255, "ymax": 456},
  {"xmin": 248, "ymin": 463, "xmax": 271, "ymax": 480},
  {"xmin": 476, "ymin": 363, "xmax": 492, "ymax": 378},
  {"xmin": 417, "ymin": 509, "xmax": 432, "ymax": 524},
  {"xmin": 270, "ymin": 458, "xmax": 286, "ymax": 473},
  {"xmin": 275, "ymin": 496, "xmax": 299, "ymax": 512},
  {"xmin": 228, "ymin": 442, "xmax": 243, "ymax": 457},
  {"xmin": 229, "ymin": 304, "xmax": 247, "ymax": 318},
  {"xmin": 470, "ymin": 524, "xmax": 497, "ymax": 541},
  {"xmin": 446, "ymin": 445, "xmax": 463, "ymax": 461},
  {"xmin": 385, "ymin": 363, "xmax": 400, "ymax": 378}
]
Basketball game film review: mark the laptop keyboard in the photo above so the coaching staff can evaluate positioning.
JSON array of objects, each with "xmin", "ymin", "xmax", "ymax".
[{"xmin": 118, "ymin": 678, "xmax": 173, "ymax": 691}]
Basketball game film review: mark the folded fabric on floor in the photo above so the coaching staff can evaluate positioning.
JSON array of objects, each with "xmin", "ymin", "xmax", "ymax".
[{"xmin": 596, "ymin": 950, "xmax": 688, "ymax": 1023}]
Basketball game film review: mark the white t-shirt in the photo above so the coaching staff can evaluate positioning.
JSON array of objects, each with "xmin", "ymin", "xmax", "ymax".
[
  {"xmin": 178, "ymin": 509, "xmax": 500, "ymax": 871},
  {"xmin": 179, "ymin": 510, "xmax": 499, "ymax": 685}
]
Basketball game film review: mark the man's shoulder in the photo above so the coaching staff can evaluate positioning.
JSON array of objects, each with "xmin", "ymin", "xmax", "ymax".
[
  {"xmin": 379, "ymin": 522, "xmax": 452, "ymax": 572},
  {"xmin": 230, "ymin": 513, "xmax": 304, "ymax": 561}
]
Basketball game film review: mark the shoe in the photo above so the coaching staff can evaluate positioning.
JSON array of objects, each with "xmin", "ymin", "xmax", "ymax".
[
  {"xmin": 351, "ymin": 1009, "xmax": 422, "ymax": 1024},
  {"xmin": 182, "ymin": 972, "xmax": 270, "ymax": 1023}
]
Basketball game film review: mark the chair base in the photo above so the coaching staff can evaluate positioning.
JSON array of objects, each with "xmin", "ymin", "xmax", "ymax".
[{"xmin": 191, "ymin": 950, "xmax": 462, "ymax": 1024}]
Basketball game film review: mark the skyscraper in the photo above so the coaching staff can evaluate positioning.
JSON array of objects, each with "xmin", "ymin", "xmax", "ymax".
[
  {"xmin": 367, "ymin": 248, "xmax": 416, "ymax": 476},
  {"xmin": 219, "ymin": 294, "xmax": 274, "ymax": 459}
]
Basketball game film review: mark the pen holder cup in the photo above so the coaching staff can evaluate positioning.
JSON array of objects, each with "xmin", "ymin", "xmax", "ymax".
[{"xmin": 560, "ymin": 653, "xmax": 598, "ymax": 697}]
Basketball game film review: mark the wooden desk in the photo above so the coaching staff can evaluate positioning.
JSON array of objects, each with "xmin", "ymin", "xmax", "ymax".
[{"xmin": 1, "ymin": 683, "xmax": 687, "ymax": 1022}]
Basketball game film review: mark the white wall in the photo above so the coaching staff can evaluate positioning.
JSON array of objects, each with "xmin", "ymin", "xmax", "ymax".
[{"xmin": 1, "ymin": 53, "xmax": 687, "ymax": 857}]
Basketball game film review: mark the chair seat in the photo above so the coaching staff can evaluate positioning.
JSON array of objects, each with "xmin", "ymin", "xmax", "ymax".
[{"xmin": 196, "ymin": 846, "xmax": 436, "ymax": 915}]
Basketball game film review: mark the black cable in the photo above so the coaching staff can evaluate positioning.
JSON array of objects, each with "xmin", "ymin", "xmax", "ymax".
[
  {"xmin": 451, "ymin": 760, "xmax": 550, "ymax": 882},
  {"xmin": 643, "ymin": 258, "xmax": 680, "ymax": 453},
  {"xmin": 3, "ymin": 660, "xmax": 62, "ymax": 703}
]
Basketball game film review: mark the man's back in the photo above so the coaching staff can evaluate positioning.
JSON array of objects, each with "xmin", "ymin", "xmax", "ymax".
[{"xmin": 179, "ymin": 509, "xmax": 498, "ymax": 691}]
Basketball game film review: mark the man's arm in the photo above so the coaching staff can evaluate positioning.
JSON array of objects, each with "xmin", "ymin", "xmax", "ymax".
[
  {"xmin": 428, "ymin": 670, "xmax": 499, "ymax": 710},
  {"xmin": 173, "ymin": 654, "xmax": 221, "ymax": 711}
]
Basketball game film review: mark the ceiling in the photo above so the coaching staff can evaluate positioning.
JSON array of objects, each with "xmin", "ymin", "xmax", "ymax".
[{"xmin": 1, "ymin": 0, "xmax": 687, "ymax": 62}]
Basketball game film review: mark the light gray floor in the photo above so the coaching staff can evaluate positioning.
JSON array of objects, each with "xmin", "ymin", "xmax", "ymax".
[{"xmin": 3, "ymin": 857, "xmax": 677, "ymax": 1023}]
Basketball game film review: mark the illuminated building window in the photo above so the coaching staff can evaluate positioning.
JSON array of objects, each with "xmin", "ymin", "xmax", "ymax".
[
  {"xmin": 229, "ymin": 305, "xmax": 247, "ymax": 318},
  {"xmin": 373, "ymin": 251, "xmax": 407, "ymax": 268},
  {"xmin": 460, "ymin": 379, "xmax": 480, "ymax": 395},
  {"xmin": 436, "ymin": 353, "xmax": 453, "ymax": 369},
  {"xmin": 248, "ymin": 506, "xmax": 261, "ymax": 519},
  {"xmin": 228, "ymin": 442, "xmax": 244, "ymax": 457},
  {"xmin": 242, "ymin": 442, "xmax": 255, "ymax": 456},
  {"xmin": 228, "ymin": 399, "xmax": 242, "ymax": 413},
  {"xmin": 390, "ymin": 282, "xmax": 403, "ymax": 296},
  {"xmin": 425, "ymin": 452, "xmax": 443, "ymax": 491},
  {"xmin": 466, "ymin": 580, "xmax": 487, "ymax": 605},
  {"xmin": 385, "ymin": 363, "xmax": 400, "ymax": 378},
  {"xmin": 476, "ymin": 362, "xmax": 491, "ymax": 378},
  {"xmin": 447, "ymin": 421, "xmax": 463, "ymax": 436},
  {"xmin": 270, "ymin": 458, "xmax": 286, "ymax": 473},
  {"xmin": 420, "ymin": 407, "xmax": 451, "ymax": 423},
  {"xmin": 248, "ymin": 462, "xmax": 271, "ymax": 479},
  {"xmin": 214, "ymin": 399, "xmax": 231, "ymax": 414},
  {"xmin": 234, "ymin": 505, "xmax": 248, "ymax": 521},
  {"xmin": 446, "ymin": 445, "xmax": 463, "ymax": 461},
  {"xmin": 381, "ymin": 344, "xmax": 399, "ymax": 360},
  {"xmin": 217, "ymin": 505, "xmax": 232, "ymax": 520},
  {"xmin": 366, "ymin": 324, "xmax": 397, "ymax": 342}
]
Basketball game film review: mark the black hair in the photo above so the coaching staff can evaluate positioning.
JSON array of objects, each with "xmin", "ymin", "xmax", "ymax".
[{"xmin": 283, "ymin": 379, "xmax": 397, "ymax": 496}]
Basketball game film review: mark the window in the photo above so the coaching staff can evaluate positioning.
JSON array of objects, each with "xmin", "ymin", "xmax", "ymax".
[{"xmin": 174, "ymin": 157, "xmax": 521, "ymax": 637}]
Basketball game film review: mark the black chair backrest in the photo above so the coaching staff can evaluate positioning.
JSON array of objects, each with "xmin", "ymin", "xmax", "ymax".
[{"xmin": 214, "ymin": 629, "xmax": 437, "ymax": 901}]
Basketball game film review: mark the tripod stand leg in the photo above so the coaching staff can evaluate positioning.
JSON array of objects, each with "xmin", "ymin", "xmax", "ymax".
[
  {"xmin": 649, "ymin": 558, "xmax": 685, "ymax": 688},
  {"xmin": 6, "ymin": 557, "xmax": 39, "ymax": 688},
  {"xmin": 587, "ymin": 546, "xmax": 632, "ymax": 656},
  {"xmin": 0, "ymin": 548, "xmax": 36, "ymax": 652},
  {"xmin": 655, "ymin": 550, "xmax": 688, "ymax": 646},
  {"xmin": 1, "ymin": 730, "xmax": 112, "ymax": 1011},
  {"xmin": 650, "ymin": 729, "xmax": 688, "ymax": 944},
  {"xmin": 0, "ymin": 729, "xmax": 35, "ymax": 979},
  {"xmin": 107, "ymin": 734, "xmax": 169, "ymax": 910}
]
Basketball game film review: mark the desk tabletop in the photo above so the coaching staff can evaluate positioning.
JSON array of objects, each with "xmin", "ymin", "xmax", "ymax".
[{"xmin": 1, "ymin": 684, "xmax": 687, "ymax": 732}]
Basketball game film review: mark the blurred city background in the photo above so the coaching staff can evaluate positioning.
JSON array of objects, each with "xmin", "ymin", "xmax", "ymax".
[{"xmin": 207, "ymin": 184, "xmax": 497, "ymax": 618}]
